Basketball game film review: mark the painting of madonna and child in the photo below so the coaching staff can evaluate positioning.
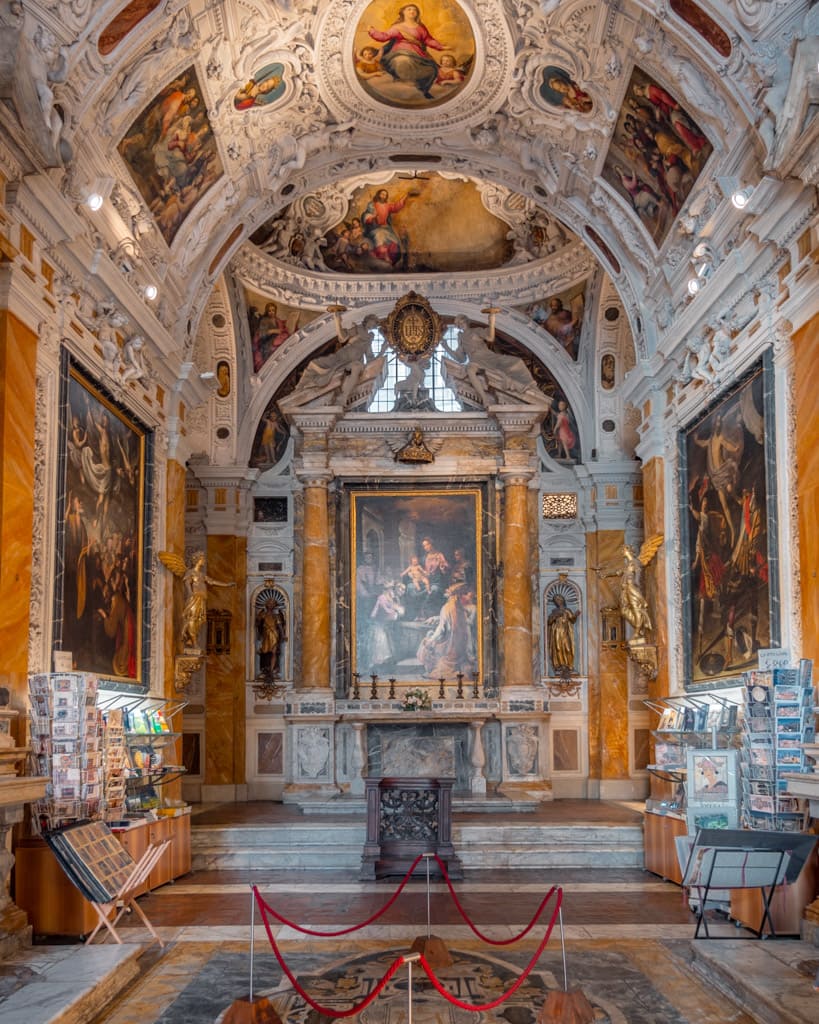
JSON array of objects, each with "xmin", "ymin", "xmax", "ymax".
[
  {"xmin": 353, "ymin": 1, "xmax": 475, "ymax": 109},
  {"xmin": 351, "ymin": 489, "xmax": 482, "ymax": 686}
]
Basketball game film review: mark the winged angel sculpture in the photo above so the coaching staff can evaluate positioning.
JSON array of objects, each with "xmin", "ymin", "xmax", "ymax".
[
  {"xmin": 602, "ymin": 535, "xmax": 664, "ymax": 641},
  {"xmin": 158, "ymin": 551, "xmax": 234, "ymax": 650}
]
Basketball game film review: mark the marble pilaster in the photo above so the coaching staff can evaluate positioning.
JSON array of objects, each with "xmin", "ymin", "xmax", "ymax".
[
  {"xmin": 500, "ymin": 473, "xmax": 534, "ymax": 687},
  {"xmin": 204, "ymin": 534, "xmax": 248, "ymax": 791},
  {"xmin": 162, "ymin": 459, "xmax": 187, "ymax": 804},
  {"xmin": 0, "ymin": 311, "xmax": 37, "ymax": 713},
  {"xmin": 641, "ymin": 457, "xmax": 668, "ymax": 700},
  {"xmin": 793, "ymin": 312, "xmax": 819, "ymax": 665}
]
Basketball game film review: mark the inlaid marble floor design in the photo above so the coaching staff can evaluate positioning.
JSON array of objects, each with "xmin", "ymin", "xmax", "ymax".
[{"xmin": 74, "ymin": 869, "xmax": 784, "ymax": 1024}]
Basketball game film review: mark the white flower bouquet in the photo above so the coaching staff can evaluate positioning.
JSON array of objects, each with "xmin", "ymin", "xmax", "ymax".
[{"xmin": 402, "ymin": 687, "xmax": 431, "ymax": 711}]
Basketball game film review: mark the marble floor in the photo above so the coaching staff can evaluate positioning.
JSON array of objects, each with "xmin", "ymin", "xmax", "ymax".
[{"xmin": 3, "ymin": 802, "xmax": 819, "ymax": 1023}]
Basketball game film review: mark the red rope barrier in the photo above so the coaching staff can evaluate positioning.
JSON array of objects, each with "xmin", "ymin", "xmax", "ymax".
[
  {"xmin": 417, "ymin": 887, "xmax": 563, "ymax": 1011},
  {"xmin": 252, "ymin": 853, "xmax": 424, "ymax": 936},
  {"xmin": 256, "ymin": 886, "xmax": 406, "ymax": 1018},
  {"xmin": 433, "ymin": 854, "xmax": 559, "ymax": 944}
]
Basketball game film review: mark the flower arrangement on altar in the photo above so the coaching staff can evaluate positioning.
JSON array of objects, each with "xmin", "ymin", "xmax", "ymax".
[{"xmin": 402, "ymin": 687, "xmax": 431, "ymax": 711}]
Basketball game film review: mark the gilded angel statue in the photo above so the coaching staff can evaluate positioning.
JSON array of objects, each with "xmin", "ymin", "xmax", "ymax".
[
  {"xmin": 158, "ymin": 550, "xmax": 234, "ymax": 650},
  {"xmin": 601, "ymin": 535, "xmax": 664, "ymax": 640}
]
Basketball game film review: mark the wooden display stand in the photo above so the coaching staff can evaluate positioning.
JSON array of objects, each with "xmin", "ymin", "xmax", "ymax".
[
  {"xmin": 643, "ymin": 811, "xmax": 688, "ymax": 884},
  {"xmin": 14, "ymin": 812, "xmax": 191, "ymax": 937}
]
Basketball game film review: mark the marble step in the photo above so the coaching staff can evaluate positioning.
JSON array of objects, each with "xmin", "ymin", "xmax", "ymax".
[{"xmin": 191, "ymin": 822, "xmax": 645, "ymax": 871}]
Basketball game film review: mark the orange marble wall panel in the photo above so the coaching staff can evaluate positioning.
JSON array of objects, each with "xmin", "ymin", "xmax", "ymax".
[
  {"xmin": 0, "ymin": 311, "xmax": 37, "ymax": 710},
  {"xmin": 600, "ymin": 641, "xmax": 630, "ymax": 778},
  {"xmin": 161, "ymin": 460, "xmax": 186, "ymax": 800},
  {"xmin": 793, "ymin": 313, "xmax": 819, "ymax": 664},
  {"xmin": 205, "ymin": 535, "xmax": 247, "ymax": 784},
  {"xmin": 502, "ymin": 480, "xmax": 533, "ymax": 685},
  {"xmin": 301, "ymin": 484, "xmax": 330, "ymax": 688},
  {"xmin": 586, "ymin": 529, "xmax": 627, "ymax": 779},
  {"xmin": 642, "ymin": 456, "xmax": 668, "ymax": 698}
]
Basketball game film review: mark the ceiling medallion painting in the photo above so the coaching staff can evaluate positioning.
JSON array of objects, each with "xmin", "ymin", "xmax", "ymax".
[
  {"xmin": 538, "ymin": 67, "xmax": 593, "ymax": 114},
  {"xmin": 234, "ymin": 63, "xmax": 287, "ymax": 110},
  {"xmin": 117, "ymin": 67, "xmax": 223, "ymax": 246},
  {"xmin": 353, "ymin": 0, "xmax": 475, "ymax": 109},
  {"xmin": 601, "ymin": 66, "xmax": 713, "ymax": 246}
]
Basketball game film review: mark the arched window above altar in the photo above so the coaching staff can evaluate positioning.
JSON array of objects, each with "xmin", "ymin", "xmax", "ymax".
[{"xmin": 368, "ymin": 326, "xmax": 462, "ymax": 413}]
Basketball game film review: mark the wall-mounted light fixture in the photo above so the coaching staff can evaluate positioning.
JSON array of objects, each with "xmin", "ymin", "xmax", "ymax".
[
  {"xmin": 142, "ymin": 283, "xmax": 158, "ymax": 302},
  {"xmin": 86, "ymin": 192, "xmax": 104, "ymax": 211},
  {"xmin": 731, "ymin": 186, "xmax": 754, "ymax": 210}
]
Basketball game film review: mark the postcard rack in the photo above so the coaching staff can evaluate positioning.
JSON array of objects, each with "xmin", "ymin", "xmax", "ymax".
[{"xmin": 740, "ymin": 661, "xmax": 814, "ymax": 832}]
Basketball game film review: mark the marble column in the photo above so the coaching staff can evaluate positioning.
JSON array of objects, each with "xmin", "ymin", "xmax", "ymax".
[
  {"xmin": 500, "ymin": 473, "xmax": 534, "ymax": 687},
  {"xmin": 300, "ymin": 474, "xmax": 332, "ymax": 690}
]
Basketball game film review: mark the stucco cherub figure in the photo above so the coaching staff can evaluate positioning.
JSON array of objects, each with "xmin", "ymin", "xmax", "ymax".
[
  {"xmin": 601, "ymin": 535, "xmax": 663, "ymax": 640},
  {"xmin": 158, "ymin": 550, "xmax": 234, "ymax": 650}
]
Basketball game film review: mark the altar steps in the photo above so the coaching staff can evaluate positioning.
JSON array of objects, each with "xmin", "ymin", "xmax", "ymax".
[{"xmin": 191, "ymin": 819, "xmax": 645, "ymax": 872}]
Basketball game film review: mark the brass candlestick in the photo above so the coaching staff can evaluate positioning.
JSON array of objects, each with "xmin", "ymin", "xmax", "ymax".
[
  {"xmin": 370, "ymin": 673, "xmax": 379, "ymax": 699},
  {"xmin": 352, "ymin": 673, "xmax": 361, "ymax": 700},
  {"xmin": 456, "ymin": 672, "xmax": 464, "ymax": 699},
  {"xmin": 438, "ymin": 677, "xmax": 446, "ymax": 699},
  {"xmin": 388, "ymin": 677, "xmax": 396, "ymax": 700},
  {"xmin": 472, "ymin": 672, "xmax": 480, "ymax": 699}
]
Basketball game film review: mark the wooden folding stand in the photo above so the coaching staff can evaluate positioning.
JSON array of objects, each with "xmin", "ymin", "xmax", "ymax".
[
  {"xmin": 43, "ymin": 819, "xmax": 171, "ymax": 947},
  {"xmin": 84, "ymin": 838, "xmax": 172, "ymax": 947}
]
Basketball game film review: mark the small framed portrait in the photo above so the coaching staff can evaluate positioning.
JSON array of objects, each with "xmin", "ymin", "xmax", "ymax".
[{"xmin": 688, "ymin": 749, "xmax": 737, "ymax": 805}]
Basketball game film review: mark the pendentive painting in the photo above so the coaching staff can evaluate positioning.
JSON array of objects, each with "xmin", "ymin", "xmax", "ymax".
[
  {"xmin": 244, "ymin": 286, "xmax": 319, "ymax": 372},
  {"xmin": 353, "ymin": 0, "xmax": 475, "ymax": 109},
  {"xmin": 517, "ymin": 281, "xmax": 587, "ymax": 360},
  {"xmin": 351, "ymin": 489, "xmax": 482, "ymax": 685},
  {"xmin": 680, "ymin": 360, "xmax": 778, "ymax": 687},
  {"xmin": 320, "ymin": 174, "xmax": 512, "ymax": 274},
  {"xmin": 56, "ymin": 361, "xmax": 150, "ymax": 686},
  {"xmin": 117, "ymin": 66, "xmax": 223, "ymax": 246},
  {"xmin": 601, "ymin": 66, "xmax": 713, "ymax": 246}
]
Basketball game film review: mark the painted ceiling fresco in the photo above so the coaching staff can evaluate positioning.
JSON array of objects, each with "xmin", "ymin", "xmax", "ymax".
[
  {"xmin": 516, "ymin": 281, "xmax": 588, "ymax": 361},
  {"xmin": 118, "ymin": 66, "xmax": 223, "ymax": 245},
  {"xmin": 353, "ymin": 0, "xmax": 475, "ymax": 109},
  {"xmin": 244, "ymin": 286, "xmax": 320, "ymax": 373},
  {"xmin": 602, "ymin": 65, "xmax": 713, "ymax": 246},
  {"xmin": 251, "ymin": 175, "xmax": 536, "ymax": 274}
]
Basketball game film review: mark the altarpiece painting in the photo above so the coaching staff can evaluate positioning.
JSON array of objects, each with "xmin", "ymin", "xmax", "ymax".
[{"xmin": 351, "ymin": 488, "xmax": 482, "ymax": 685}]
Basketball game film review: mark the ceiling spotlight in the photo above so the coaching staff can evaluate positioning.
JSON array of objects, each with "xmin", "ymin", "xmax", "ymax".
[
  {"xmin": 687, "ymin": 277, "xmax": 701, "ymax": 296},
  {"xmin": 143, "ymin": 283, "xmax": 158, "ymax": 301},
  {"xmin": 731, "ymin": 186, "xmax": 754, "ymax": 210},
  {"xmin": 86, "ymin": 192, "xmax": 104, "ymax": 211}
]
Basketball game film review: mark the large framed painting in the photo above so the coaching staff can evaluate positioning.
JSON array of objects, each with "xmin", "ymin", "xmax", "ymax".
[
  {"xmin": 351, "ymin": 488, "xmax": 482, "ymax": 685},
  {"xmin": 54, "ymin": 358, "xmax": 152, "ymax": 688},
  {"xmin": 680, "ymin": 356, "xmax": 779, "ymax": 689}
]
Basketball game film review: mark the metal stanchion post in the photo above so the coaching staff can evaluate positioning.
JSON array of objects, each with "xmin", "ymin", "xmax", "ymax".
[
  {"xmin": 249, "ymin": 885, "xmax": 256, "ymax": 1002},
  {"xmin": 405, "ymin": 952, "xmax": 420, "ymax": 1024},
  {"xmin": 559, "ymin": 900, "xmax": 567, "ymax": 992},
  {"xmin": 425, "ymin": 852, "xmax": 432, "ymax": 939},
  {"xmin": 539, "ymin": 887, "xmax": 596, "ymax": 1023},
  {"xmin": 221, "ymin": 887, "xmax": 284, "ymax": 1023},
  {"xmin": 409, "ymin": 853, "xmax": 452, "ymax": 967}
]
